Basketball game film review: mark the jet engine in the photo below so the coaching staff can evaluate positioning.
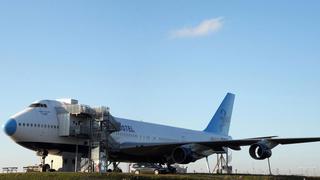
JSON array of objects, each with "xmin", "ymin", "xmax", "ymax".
[
  {"xmin": 249, "ymin": 143, "xmax": 272, "ymax": 160},
  {"xmin": 171, "ymin": 147, "xmax": 197, "ymax": 164}
]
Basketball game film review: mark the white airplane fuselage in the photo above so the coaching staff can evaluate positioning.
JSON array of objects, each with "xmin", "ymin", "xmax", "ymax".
[
  {"xmin": 5, "ymin": 99, "xmax": 230, "ymax": 163},
  {"xmin": 4, "ymin": 93, "xmax": 320, "ymax": 168}
]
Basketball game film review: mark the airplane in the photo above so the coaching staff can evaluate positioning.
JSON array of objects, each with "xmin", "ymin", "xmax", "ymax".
[{"xmin": 3, "ymin": 93, "xmax": 320, "ymax": 172}]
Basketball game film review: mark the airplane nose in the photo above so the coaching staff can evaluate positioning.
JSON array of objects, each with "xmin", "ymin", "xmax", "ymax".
[{"xmin": 3, "ymin": 119, "xmax": 17, "ymax": 136}]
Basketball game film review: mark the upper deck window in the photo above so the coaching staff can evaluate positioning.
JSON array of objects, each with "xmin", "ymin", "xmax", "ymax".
[{"xmin": 29, "ymin": 103, "xmax": 47, "ymax": 108}]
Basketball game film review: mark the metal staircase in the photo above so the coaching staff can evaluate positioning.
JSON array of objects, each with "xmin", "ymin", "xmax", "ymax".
[
  {"xmin": 56, "ymin": 100, "xmax": 121, "ymax": 172},
  {"xmin": 90, "ymin": 106, "xmax": 121, "ymax": 172}
]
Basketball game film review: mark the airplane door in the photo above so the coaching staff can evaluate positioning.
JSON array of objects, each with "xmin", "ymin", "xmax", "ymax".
[
  {"xmin": 40, "ymin": 124, "xmax": 45, "ymax": 137},
  {"xmin": 37, "ymin": 112, "xmax": 46, "ymax": 137}
]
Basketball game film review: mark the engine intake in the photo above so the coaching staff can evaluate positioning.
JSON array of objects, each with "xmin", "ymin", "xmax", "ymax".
[
  {"xmin": 171, "ymin": 147, "xmax": 197, "ymax": 164},
  {"xmin": 249, "ymin": 143, "xmax": 272, "ymax": 160}
]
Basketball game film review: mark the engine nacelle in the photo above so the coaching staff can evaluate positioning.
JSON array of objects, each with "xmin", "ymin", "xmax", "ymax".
[
  {"xmin": 249, "ymin": 143, "xmax": 272, "ymax": 160},
  {"xmin": 171, "ymin": 147, "xmax": 197, "ymax": 164}
]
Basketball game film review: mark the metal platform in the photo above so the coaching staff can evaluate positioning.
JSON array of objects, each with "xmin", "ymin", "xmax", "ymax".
[{"xmin": 54, "ymin": 100, "xmax": 121, "ymax": 172}]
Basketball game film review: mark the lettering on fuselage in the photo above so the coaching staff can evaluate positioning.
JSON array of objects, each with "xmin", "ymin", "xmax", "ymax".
[
  {"xmin": 120, "ymin": 125, "xmax": 135, "ymax": 133},
  {"xmin": 39, "ymin": 110, "xmax": 50, "ymax": 116}
]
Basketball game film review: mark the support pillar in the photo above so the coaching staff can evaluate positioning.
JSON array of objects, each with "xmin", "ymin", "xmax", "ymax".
[
  {"xmin": 267, "ymin": 158, "xmax": 272, "ymax": 175},
  {"xmin": 61, "ymin": 152, "xmax": 81, "ymax": 172},
  {"xmin": 205, "ymin": 156, "xmax": 211, "ymax": 173}
]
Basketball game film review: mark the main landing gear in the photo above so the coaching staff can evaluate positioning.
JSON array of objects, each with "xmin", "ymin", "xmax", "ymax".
[
  {"xmin": 106, "ymin": 162, "xmax": 122, "ymax": 173},
  {"xmin": 166, "ymin": 163, "xmax": 177, "ymax": 174},
  {"xmin": 112, "ymin": 162, "xmax": 122, "ymax": 172}
]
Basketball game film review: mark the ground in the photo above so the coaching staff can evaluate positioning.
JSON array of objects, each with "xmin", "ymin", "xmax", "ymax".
[{"xmin": 0, "ymin": 173, "xmax": 319, "ymax": 180}]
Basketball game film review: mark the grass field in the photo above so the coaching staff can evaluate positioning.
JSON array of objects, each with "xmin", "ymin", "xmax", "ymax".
[{"xmin": 0, "ymin": 173, "xmax": 319, "ymax": 180}]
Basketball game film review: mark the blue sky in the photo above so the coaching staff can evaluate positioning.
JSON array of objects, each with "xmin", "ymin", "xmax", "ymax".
[{"xmin": 1, "ymin": 0, "xmax": 320, "ymax": 175}]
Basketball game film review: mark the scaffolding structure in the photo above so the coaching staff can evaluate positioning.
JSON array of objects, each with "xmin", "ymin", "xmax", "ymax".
[
  {"xmin": 212, "ymin": 150, "xmax": 232, "ymax": 174},
  {"xmin": 55, "ymin": 99, "xmax": 121, "ymax": 172}
]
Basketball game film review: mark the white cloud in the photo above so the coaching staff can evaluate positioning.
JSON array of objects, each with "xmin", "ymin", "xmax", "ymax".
[{"xmin": 170, "ymin": 17, "xmax": 224, "ymax": 38}]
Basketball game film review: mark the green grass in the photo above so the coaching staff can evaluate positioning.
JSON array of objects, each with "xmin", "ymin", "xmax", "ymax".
[{"xmin": 0, "ymin": 172, "xmax": 318, "ymax": 180}]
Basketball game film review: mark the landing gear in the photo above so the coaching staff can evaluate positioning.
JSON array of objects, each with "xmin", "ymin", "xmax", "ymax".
[
  {"xmin": 42, "ymin": 164, "xmax": 50, "ymax": 172},
  {"xmin": 166, "ymin": 163, "xmax": 177, "ymax": 174},
  {"xmin": 37, "ymin": 150, "xmax": 50, "ymax": 172},
  {"xmin": 108, "ymin": 162, "xmax": 122, "ymax": 173},
  {"xmin": 113, "ymin": 162, "xmax": 122, "ymax": 172}
]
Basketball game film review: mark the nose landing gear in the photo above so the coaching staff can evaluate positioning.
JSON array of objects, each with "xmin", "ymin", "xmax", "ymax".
[{"xmin": 37, "ymin": 150, "xmax": 50, "ymax": 172}]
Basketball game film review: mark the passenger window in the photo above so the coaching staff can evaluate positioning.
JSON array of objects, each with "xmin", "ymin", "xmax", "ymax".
[
  {"xmin": 27, "ymin": 123, "xmax": 29, "ymax": 127},
  {"xmin": 23, "ymin": 123, "xmax": 25, "ymax": 126}
]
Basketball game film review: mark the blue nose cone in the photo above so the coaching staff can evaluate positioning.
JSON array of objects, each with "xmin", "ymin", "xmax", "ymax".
[{"xmin": 3, "ymin": 119, "xmax": 17, "ymax": 136}]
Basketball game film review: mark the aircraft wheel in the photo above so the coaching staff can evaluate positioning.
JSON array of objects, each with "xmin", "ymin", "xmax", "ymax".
[
  {"xmin": 42, "ymin": 164, "xmax": 50, "ymax": 172},
  {"xmin": 113, "ymin": 168, "xmax": 122, "ymax": 173}
]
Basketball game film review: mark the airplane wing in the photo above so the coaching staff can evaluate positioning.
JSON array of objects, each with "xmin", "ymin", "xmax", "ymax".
[
  {"xmin": 119, "ymin": 137, "xmax": 320, "ymax": 154},
  {"xmin": 264, "ymin": 137, "xmax": 320, "ymax": 145},
  {"xmin": 201, "ymin": 137, "xmax": 320, "ymax": 147}
]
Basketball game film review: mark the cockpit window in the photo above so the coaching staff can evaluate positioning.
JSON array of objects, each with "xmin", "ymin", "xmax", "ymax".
[{"xmin": 29, "ymin": 103, "xmax": 47, "ymax": 108}]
